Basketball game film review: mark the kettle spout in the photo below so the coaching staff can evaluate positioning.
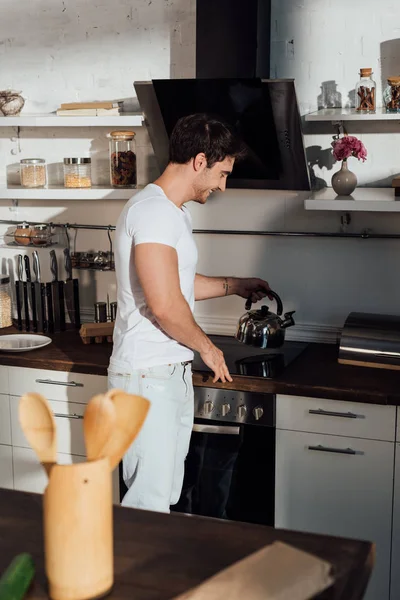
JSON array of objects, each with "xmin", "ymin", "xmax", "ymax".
[{"xmin": 281, "ymin": 311, "xmax": 296, "ymax": 329}]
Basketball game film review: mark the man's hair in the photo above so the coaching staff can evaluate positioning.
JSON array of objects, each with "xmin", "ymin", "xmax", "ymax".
[{"xmin": 169, "ymin": 113, "xmax": 243, "ymax": 167}]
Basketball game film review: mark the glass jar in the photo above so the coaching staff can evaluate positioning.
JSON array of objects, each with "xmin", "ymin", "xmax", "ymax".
[
  {"xmin": 355, "ymin": 68, "xmax": 376, "ymax": 113},
  {"xmin": 64, "ymin": 158, "xmax": 92, "ymax": 188},
  {"xmin": 109, "ymin": 131, "xmax": 137, "ymax": 188},
  {"xmin": 31, "ymin": 223, "xmax": 51, "ymax": 247},
  {"xmin": 384, "ymin": 77, "xmax": 400, "ymax": 112},
  {"xmin": 14, "ymin": 222, "xmax": 32, "ymax": 246},
  {"xmin": 0, "ymin": 274, "xmax": 12, "ymax": 329},
  {"xmin": 93, "ymin": 251, "xmax": 108, "ymax": 269},
  {"xmin": 20, "ymin": 158, "xmax": 47, "ymax": 188}
]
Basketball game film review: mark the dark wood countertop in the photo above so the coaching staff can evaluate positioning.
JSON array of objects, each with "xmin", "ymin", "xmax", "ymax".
[
  {"xmin": 0, "ymin": 328, "xmax": 400, "ymax": 405},
  {"xmin": 0, "ymin": 488, "xmax": 373, "ymax": 599}
]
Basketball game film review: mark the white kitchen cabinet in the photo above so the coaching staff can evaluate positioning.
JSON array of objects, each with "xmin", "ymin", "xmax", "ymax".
[
  {"xmin": 0, "ymin": 444, "xmax": 13, "ymax": 490},
  {"xmin": 391, "ymin": 443, "xmax": 400, "ymax": 600},
  {"xmin": 275, "ymin": 428, "xmax": 393, "ymax": 600}
]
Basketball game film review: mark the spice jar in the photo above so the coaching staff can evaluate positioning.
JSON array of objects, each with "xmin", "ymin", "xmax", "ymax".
[
  {"xmin": 384, "ymin": 77, "xmax": 400, "ymax": 112},
  {"xmin": 20, "ymin": 158, "xmax": 47, "ymax": 188},
  {"xmin": 64, "ymin": 158, "xmax": 92, "ymax": 188},
  {"xmin": 355, "ymin": 68, "xmax": 376, "ymax": 113},
  {"xmin": 31, "ymin": 223, "xmax": 51, "ymax": 247},
  {"xmin": 0, "ymin": 274, "xmax": 12, "ymax": 329},
  {"xmin": 14, "ymin": 222, "xmax": 32, "ymax": 246},
  {"xmin": 109, "ymin": 131, "xmax": 137, "ymax": 188}
]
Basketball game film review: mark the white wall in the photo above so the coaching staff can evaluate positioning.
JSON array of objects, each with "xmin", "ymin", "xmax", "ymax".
[{"xmin": 1, "ymin": 0, "xmax": 400, "ymax": 341}]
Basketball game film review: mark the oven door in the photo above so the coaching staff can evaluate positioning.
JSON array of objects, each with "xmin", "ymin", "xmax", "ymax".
[{"xmin": 171, "ymin": 418, "xmax": 275, "ymax": 526}]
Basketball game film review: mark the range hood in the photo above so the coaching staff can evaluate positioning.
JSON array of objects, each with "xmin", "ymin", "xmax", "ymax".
[{"xmin": 134, "ymin": 0, "xmax": 310, "ymax": 191}]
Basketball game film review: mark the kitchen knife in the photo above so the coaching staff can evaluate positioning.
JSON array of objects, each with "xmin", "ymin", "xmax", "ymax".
[
  {"xmin": 24, "ymin": 255, "xmax": 37, "ymax": 333},
  {"xmin": 32, "ymin": 251, "xmax": 45, "ymax": 333},
  {"xmin": 15, "ymin": 255, "xmax": 23, "ymax": 331},
  {"xmin": 46, "ymin": 282, "xmax": 54, "ymax": 333},
  {"xmin": 50, "ymin": 250, "xmax": 65, "ymax": 332},
  {"xmin": 63, "ymin": 248, "xmax": 81, "ymax": 328},
  {"xmin": 20, "ymin": 255, "xmax": 30, "ymax": 332}
]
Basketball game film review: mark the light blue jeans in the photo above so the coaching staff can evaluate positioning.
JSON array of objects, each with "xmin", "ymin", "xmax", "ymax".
[{"xmin": 108, "ymin": 359, "xmax": 194, "ymax": 513}]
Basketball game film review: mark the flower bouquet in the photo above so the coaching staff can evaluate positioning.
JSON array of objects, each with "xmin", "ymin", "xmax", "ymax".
[{"xmin": 330, "ymin": 135, "xmax": 367, "ymax": 196}]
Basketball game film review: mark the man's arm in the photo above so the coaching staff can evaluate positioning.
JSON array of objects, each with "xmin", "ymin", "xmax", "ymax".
[
  {"xmin": 135, "ymin": 244, "xmax": 232, "ymax": 383},
  {"xmin": 195, "ymin": 274, "xmax": 272, "ymax": 302}
]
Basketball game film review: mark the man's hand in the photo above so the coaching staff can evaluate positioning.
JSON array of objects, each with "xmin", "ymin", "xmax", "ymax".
[
  {"xmin": 200, "ymin": 342, "xmax": 233, "ymax": 384},
  {"xmin": 231, "ymin": 277, "xmax": 273, "ymax": 304}
]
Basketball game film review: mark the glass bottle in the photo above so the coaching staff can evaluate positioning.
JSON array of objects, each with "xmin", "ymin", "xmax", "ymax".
[
  {"xmin": 384, "ymin": 77, "xmax": 400, "ymax": 112},
  {"xmin": 355, "ymin": 69, "xmax": 376, "ymax": 113},
  {"xmin": 109, "ymin": 131, "xmax": 137, "ymax": 188}
]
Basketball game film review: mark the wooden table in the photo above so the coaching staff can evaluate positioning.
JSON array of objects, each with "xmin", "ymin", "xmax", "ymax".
[{"xmin": 0, "ymin": 488, "xmax": 373, "ymax": 599}]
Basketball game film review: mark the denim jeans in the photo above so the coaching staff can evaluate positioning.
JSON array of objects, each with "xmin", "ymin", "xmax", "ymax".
[{"xmin": 108, "ymin": 359, "xmax": 194, "ymax": 513}]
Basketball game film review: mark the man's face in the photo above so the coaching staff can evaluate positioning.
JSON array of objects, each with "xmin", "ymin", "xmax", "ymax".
[{"xmin": 192, "ymin": 156, "xmax": 235, "ymax": 204}]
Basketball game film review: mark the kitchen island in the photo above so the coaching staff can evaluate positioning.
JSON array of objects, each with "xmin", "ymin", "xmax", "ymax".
[{"xmin": 0, "ymin": 488, "xmax": 373, "ymax": 600}]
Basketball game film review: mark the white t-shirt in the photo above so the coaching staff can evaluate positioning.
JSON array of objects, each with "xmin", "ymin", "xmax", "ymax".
[{"xmin": 110, "ymin": 183, "xmax": 198, "ymax": 370}]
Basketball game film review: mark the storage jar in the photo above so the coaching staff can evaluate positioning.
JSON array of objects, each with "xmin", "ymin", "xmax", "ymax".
[
  {"xmin": 64, "ymin": 158, "xmax": 92, "ymax": 188},
  {"xmin": 20, "ymin": 158, "xmax": 47, "ymax": 188},
  {"xmin": 0, "ymin": 274, "xmax": 12, "ymax": 328},
  {"xmin": 14, "ymin": 222, "xmax": 32, "ymax": 246},
  {"xmin": 31, "ymin": 224, "xmax": 51, "ymax": 247},
  {"xmin": 384, "ymin": 77, "xmax": 400, "ymax": 112},
  {"xmin": 355, "ymin": 68, "xmax": 376, "ymax": 112},
  {"xmin": 109, "ymin": 131, "xmax": 137, "ymax": 188}
]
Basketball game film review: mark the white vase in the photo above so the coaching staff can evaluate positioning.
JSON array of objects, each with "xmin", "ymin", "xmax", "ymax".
[{"xmin": 331, "ymin": 160, "xmax": 357, "ymax": 196}]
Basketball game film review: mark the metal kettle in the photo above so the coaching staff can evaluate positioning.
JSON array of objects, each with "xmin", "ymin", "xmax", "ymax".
[{"xmin": 235, "ymin": 290, "xmax": 295, "ymax": 349}]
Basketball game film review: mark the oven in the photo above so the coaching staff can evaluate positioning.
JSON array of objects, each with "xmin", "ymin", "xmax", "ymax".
[{"xmin": 171, "ymin": 387, "xmax": 276, "ymax": 526}]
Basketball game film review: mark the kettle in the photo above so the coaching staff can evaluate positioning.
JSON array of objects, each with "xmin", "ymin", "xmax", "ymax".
[{"xmin": 235, "ymin": 290, "xmax": 295, "ymax": 349}]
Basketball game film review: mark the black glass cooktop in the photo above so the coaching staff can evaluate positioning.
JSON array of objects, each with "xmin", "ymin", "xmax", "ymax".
[{"xmin": 192, "ymin": 335, "xmax": 308, "ymax": 379}]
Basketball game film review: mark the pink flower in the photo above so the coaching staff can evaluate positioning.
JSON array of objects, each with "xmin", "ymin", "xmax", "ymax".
[{"xmin": 331, "ymin": 135, "xmax": 367, "ymax": 162}]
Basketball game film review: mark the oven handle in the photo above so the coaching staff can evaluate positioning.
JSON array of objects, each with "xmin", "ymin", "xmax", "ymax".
[{"xmin": 192, "ymin": 424, "xmax": 240, "ymax": 436}]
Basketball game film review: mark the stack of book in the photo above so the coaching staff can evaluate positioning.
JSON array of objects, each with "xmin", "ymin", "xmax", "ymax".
[{"xmin": 56, "ymin": 101, "xmax": 122, "ymax": 116}]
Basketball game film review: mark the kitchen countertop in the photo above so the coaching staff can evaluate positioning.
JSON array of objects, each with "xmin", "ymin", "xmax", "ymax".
[
  {"xmin": 0, "ymin": 488, "xmax": 373, "ymax": 600},
  {"xmin": 0, "ymin": 327, "xmax": 400, "ymax": 405}
]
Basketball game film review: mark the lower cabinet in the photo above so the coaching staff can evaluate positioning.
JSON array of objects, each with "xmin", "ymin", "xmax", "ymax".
[
  {"xmin": 0, "ymin": 444, "xmax": 13, "ymax": 490},
  {"xmin": 391, "ymin": 443, "xmax": 400, "ymax": 600},
  {"xmin": 275, "ymin": 429, "xmax": 394, "ymax": 600}
]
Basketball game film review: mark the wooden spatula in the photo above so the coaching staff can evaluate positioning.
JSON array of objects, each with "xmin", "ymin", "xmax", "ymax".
[
  {"xmin": 19, "ymin": 392, "xmax": 57, "ymax": 477},
  {"xmin": 102, "ymin": 389, "xmax": 150, "ymax": 470},
  {"xmin": 84, "ymin": 394, "xmax": 116, "ymax": 461}
]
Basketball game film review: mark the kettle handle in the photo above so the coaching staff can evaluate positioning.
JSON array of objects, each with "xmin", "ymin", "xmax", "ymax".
[{"xmin": 245, "ymin": 290, "xmax": 283, "ymax": 316}]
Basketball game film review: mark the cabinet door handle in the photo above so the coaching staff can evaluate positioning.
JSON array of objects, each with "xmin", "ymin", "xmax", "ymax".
[
  {"xmin": 192, "ymin": 424, "xmax": 240, "ymax": 436},
  {"xmin": 308, "ymin": 444, "xmax": 356, "ymax": 456},
  {"xmin": 35, "ymin": 379, "xmax": 84, "ymax": 388},
  {"xmin": 309, "ymin": 408, "xmax": 357, "ymax": 419},
  {"xmin": 53, "ymin": 413, "xmax": 83, "ymax": 420}
]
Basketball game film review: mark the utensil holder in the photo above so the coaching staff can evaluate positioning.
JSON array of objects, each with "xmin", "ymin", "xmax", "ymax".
[{"xmin": 43, "ymin": 458, "xmax": 113, "ymax": 600}]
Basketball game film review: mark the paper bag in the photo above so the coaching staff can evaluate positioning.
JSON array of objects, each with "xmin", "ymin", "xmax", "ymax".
[{"xmin": 173, "ymin": 541, "xmax": 334, "ymax": 600}]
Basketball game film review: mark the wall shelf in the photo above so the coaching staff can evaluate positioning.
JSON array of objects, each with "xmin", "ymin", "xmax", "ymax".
[
  {"xmin": 305, "ymin": 108, "xmax": 400, "ymax": 122},
  {"xmin": 0, "ymin": 185, "xmax": 138, "ymax": 200},
  {"xmin": 305, "ymin": 187, "xmax": 400, "ymax": 211},
  {"xmin": 0, "ymin": 113, "xmax": 143, "ymax": 127}
]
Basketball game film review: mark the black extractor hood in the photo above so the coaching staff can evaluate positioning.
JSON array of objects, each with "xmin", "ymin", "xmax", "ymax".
[{"xmin": 134, "ymin": 0, "xmax": 310, "ymax": 191}]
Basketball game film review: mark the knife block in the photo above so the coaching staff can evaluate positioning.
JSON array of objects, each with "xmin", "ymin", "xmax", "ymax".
[{"xmin": 43, "ymin": 458, "xmax": 113, "ymax": 600}]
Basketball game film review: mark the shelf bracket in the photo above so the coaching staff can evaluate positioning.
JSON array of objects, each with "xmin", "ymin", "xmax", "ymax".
[{"xmin": 331, "ymin": 120, "xmax": 347, "ymax": 137}]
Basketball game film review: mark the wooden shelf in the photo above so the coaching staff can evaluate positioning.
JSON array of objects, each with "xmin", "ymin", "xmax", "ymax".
[
  {"xmin": 305, "ymin": 187, "xmax": 400, "ymax": 212},
  {"xmin": 0, "ymin": 113, "xmax": 143, "ymax": 127},
  {"xmin": 305, "ymin": 108, "xmax": 400, "ymax": 122},
  {"xmin": 0, "ymin": 185, "xmax": 139, "ymax": 200}
]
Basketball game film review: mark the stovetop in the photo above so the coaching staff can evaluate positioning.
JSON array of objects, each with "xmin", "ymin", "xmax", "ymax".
[{"xmin": 192, "ymin": 335, "xmax": 308, "ymax": 379}]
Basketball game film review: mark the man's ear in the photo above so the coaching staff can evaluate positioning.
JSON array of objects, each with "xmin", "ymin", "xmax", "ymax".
[{"xmin": 193, "ymin": 153, "xmax": 207, "ymax": 172}]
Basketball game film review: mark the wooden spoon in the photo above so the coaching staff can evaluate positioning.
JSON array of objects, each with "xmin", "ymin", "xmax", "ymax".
[
  {"xmin": 19, "ymin": 392, "xmax": 57, "ymax": 477},
  {"xmin": 84, "ymin": 394, "xmax": 116, "ymax": 461},
  {"xmin": 102, "ymin": 389, "xmax": 150, "ymax": 470}
]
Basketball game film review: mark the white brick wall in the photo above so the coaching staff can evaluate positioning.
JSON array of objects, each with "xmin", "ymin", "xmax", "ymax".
[{"xmin": 1, "ymin": 0, "xmax": 400, "ymax": 336}]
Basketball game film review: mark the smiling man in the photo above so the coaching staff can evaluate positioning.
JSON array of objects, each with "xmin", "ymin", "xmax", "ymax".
[{"xmin": 108, "ymin": 113, "xmax": 271, "ymax": 513}]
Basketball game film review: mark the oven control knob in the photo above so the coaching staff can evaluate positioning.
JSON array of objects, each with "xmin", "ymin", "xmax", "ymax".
[
  {"xmin": 253, "ymin": 406, "xmax": 264, "ymax": 421},
  {"xmin": 221, "ymin": 403, "xmax": 231, "ymax": 417},
  {"xmin": 203, "ymin": 401, "xmax": 214, "ymax": 416},
  {"xmin": 237, "ymin": 405, "xmax": 247, "ymax": 419}
]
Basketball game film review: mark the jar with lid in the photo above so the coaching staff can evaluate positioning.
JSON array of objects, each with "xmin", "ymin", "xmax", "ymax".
[
  {"xmin": 384, "ymin": 77, "xmax": 400, "ymax": 112},
  {"xmin": 0, "ymin": 274, "xmax": 12, "ymax": 329},
  {"xmin": 14, "ymin": 222, "xmax": 32, "ymax": 246},
  {"xmin": 64, "ymin": 158, "xmax": 92, "ymax": 188},
  {"xmin": 31, "ymin": 223, "xmax": 51, "ymax": 247},
  {"xmin": 109, "ymin": 131, "xmax": 137, "ymax": 188},
  {"xmin": 355, "ymin": 68, "xmax": 376, "ymax": 112},
  {"xmin": 20, "ymin": 158, "xmax": 47, "ymax": 188}
]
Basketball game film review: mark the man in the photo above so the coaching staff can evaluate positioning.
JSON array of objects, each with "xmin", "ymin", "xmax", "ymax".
[{"xmin": 108, "ymin": 113, "xmax": 271, "ymax": 513}]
